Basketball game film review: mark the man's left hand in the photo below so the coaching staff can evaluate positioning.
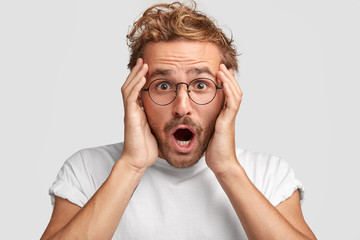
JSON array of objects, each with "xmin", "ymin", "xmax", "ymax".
[{"xmin": 205, "ymin": 64, "xmax": 243, "ymax": 176}]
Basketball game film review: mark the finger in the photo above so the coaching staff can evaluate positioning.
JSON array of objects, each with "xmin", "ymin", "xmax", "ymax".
[
  {"xmin": 126, "ymin": 63, "xmax": 148, "ymax": 93},
  {"xmin": 219, "ymin": 64, "xmax": 242, "ymax": 98},
  {"xmin": 218, "ymin": 65, "xmax": 243, "ymax": 106},
  {"xmin": 122, "ymin": 58, "xmax": 144, "ymax": 90},
  {"xmin": 227, "ymin": 68, "xmax": 242, "ymax": 97},
  {"xmin": 217, "ymin": 71, "xmax": 241, "ymax": 113},
  {"xmin": 220, "ymin": 64, "xmax": 243, "ymax": 97},
  {"xmin": 122, "ymin": 63, "xmax": 148, "ymax": 101},
  {"xmin": 217, "ymin": 69, "xmax": 238, "ymax": 101},
  {"xmin": 125, "ymin": 76, "xmax": 147, "ymax": 109}
]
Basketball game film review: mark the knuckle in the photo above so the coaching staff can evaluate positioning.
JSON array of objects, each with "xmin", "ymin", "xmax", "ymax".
[
  {"xmin": 121, "ymin": 86, "xmax": 126, "ymax": 93},
  {"xmin": 231, "ymin": 105, "xmax": 239, "ymax": 111},
  {"xmin": 237, "ymin": 95, "xmax": 242, "ymax": 102}
]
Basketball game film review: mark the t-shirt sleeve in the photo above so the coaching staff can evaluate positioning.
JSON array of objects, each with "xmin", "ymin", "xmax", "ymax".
[
  {"xmin": 268, "ymin": 158, "xmax": 305, "ymax": 207},
  {"xmin": 48, "ymin": 151, "xmax": 89, "ymax": 207}
]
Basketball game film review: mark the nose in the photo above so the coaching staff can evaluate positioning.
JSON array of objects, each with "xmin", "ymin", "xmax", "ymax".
[{"xmin": 171, "ymin": 83, "xmax": 192, "ymax": 117}]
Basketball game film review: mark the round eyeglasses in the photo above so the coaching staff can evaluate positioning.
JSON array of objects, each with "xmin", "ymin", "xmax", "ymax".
[{"xmin": 142, "ymin": 78, "xmax": 223, "ymax": 106}]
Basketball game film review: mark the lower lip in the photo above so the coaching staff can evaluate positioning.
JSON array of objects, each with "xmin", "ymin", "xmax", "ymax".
[{"xmin": 172, "ymin": 134, "xmax": 196, "ymax": 153}]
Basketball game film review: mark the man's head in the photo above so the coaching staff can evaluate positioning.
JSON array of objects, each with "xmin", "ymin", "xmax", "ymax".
[{"xmin": 127, "ymin": 1, "xmax": 238, "ymax": 168}]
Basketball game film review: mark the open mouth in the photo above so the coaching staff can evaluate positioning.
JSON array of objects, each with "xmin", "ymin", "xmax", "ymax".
[
  {"xmin": 170, "ymin": 126, "xmax": 196, "ymax": 152},
  {"xmin": 173, "ymin": 128, "xmax": 194, "ymax": 146}
]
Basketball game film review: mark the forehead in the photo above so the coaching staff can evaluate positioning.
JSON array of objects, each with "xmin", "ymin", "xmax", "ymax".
[{"xmin": 143, "ymin": 39, "xmax": 222, "ymax": 77}]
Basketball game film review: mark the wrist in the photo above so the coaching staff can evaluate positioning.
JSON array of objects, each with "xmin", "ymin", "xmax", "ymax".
[
  {"xmin": 112, "ymin": 157, "xmax": 147, "ymax": 180},
  {"xmin": 214, "ymin": 161, "xmax": 245, "ymax": 182}
]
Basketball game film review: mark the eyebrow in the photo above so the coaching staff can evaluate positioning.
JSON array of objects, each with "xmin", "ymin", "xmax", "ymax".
[
  {"xmin": 149, "ymin": 67, "xmax": 215, "ymax": 79},
  {"xmin": 186, "ymin": 67, "xmax": 215, "ymax": 79},
  {"xmin": 148, "ymin": 69, "xmax": 174, "ymax": 79}
]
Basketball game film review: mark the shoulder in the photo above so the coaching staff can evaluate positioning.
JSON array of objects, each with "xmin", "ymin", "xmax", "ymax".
[
  {"xmin": 64, "ymin": 142, "xmax": 124, "ymax": 178},
  {"xmin": 66, "ymin": 142, "xmax": 123, "ymax": 165},
  {"xmin": 236, "ymin": 147, "xmax": 286, "ymax": 176},
  {"xmin": 236, "ymin": 147, "xmax": 304, "ymax": 206},
  {"xmin": 49, "ymin": 142, "xmax": 124, "ymax": 206}
]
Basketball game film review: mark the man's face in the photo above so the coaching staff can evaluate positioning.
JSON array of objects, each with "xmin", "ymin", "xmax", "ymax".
[{"xmin": 142, "ymin": 39, "xmax": 225, "ymax": 168}]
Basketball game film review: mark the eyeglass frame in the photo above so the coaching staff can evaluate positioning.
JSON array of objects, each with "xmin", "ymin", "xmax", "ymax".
[{"xmin": 142, "ymin": 77, "xmax": 223, "ymax": 106}]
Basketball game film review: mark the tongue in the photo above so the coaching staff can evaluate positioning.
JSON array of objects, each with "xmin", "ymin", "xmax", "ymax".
[{"xmin": 174, "ymin": 129, "xmax": 193, "ymax": 141}]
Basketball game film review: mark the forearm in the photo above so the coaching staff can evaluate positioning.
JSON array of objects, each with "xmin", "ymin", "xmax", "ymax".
[
  {"xmin": 216, "ymin": 163, "xmax": 312, "ymax": 240},
  {"xmin": 48, "ymin": 159, "xmax": 144, "ymax": 240}
]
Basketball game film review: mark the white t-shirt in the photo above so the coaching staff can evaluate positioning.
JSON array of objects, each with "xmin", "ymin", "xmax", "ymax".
[{"xmin": 49, "ymin": 142, "xmax": 304, "ymax": 240}]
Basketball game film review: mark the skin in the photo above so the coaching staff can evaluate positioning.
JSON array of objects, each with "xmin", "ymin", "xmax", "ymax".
[
  {"xmin": 41, "ymin": 39, "xmax": 317, "ymax": 240},
  {"xmin": 141, "ymin": 40, "xmax": 225, "ymax": 168}
]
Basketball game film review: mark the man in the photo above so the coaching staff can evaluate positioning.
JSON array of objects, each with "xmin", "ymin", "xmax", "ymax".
[{"xmin": 41, "ymin": 2, "xmax": 316, "ymax": 239}]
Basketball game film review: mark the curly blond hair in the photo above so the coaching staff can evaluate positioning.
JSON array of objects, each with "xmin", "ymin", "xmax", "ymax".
[{"xmin": 127, "ymin": 1, "xmax": 238, "ymax": 71}]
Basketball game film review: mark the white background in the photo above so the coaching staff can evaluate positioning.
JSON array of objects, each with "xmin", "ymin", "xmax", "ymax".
[{"xmin": 1, "ymin": 0, "xmax": 359, "ymax": 239}]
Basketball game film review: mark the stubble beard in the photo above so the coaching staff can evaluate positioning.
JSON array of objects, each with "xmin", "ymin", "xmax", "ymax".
[{"xmin": 148, "ymin": 116, "xmax": 216, "ymax": 168}]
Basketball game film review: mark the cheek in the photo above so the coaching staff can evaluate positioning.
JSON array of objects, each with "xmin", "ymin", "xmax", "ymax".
[
  {"xmin": 209, "ymin": 92, "xmax": 225, "ymax": 114},
  {"xmin": 142, "ymin": 96, "xmax": 169, "ymax": 131},
  {"xmin": 203, "ymin": 95, "xmax": 224, "ymax": 123},
  {"xmin": 142, "ymin": 93, "xmax": 158, "ymax": 116},
  {"xmin": 197, "ymin": 103, "xmax": 222, "ymax": 127},
  {"xmin": 202, "ymin": 109, "xmax": 220, "ymax": 126},
  {"xmin": 216, "ymin": 90, "xmax": 225, "ymax": 105}
]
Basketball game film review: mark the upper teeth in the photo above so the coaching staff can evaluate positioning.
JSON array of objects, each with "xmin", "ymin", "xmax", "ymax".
[{"xmin": 177, "ymin": 140, "xmax": 191, "ymax": 146}]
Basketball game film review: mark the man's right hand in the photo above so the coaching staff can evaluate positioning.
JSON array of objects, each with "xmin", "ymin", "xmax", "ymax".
[
  {"xmin": 41, "ymin": 59, "xmax": 157, "ymax": 240},
  {"xmin": 120, "ymin": 58, "xmax": 158, "ymax": 173}
]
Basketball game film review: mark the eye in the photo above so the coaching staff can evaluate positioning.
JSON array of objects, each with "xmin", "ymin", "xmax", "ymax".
[
  {"xmin": 155, "ymin": 80, "xmax": 173, "ymax": 91},
  {"xmin": 192, "ymin": 79, "xmax": 210, "ymax": 90}
]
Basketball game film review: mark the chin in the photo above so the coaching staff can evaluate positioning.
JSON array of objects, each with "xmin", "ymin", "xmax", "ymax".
[
  {"xmin": 158, "ymin": 137, "xmax": 207, "ymax": 168},
  {"xmin": 164, "ymin": 154, "xmax": 203, "ymax": 168}
]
